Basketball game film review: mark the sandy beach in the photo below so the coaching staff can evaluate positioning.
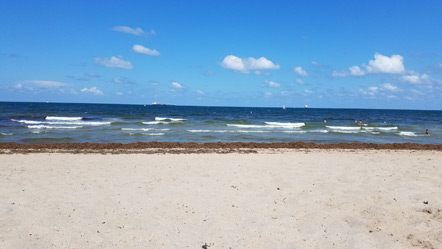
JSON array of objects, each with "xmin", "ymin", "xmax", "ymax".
[{"xmin": 1, "ymin": 149, "xmax": 441, "ymax": 248}]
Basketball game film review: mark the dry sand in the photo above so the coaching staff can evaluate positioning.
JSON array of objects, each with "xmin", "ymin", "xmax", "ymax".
[{"xmin": 1, "ymin": 149, "xmax": 441, "ymax": 249}]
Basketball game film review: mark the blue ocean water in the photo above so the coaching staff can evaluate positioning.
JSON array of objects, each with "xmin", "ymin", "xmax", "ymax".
[{"xmin": 0, "ymin": 102, "xmax": 440, "ymax": 144}]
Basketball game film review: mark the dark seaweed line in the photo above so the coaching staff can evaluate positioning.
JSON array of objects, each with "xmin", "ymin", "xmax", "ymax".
[{"xmin": 0, "ymin": 142, "xmax": 441, "ymax": 154}]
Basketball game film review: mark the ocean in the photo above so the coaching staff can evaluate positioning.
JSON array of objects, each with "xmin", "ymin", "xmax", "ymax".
[{"xmin": 0, "ymin": 102, "xmax": 440, "ymax": 144}]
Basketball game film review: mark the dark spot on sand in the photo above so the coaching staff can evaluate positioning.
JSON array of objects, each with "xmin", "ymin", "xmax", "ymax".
[
  {"xmin": 423, "ymin": 208, "xmax": 432, "ymax": 214},
  {"xmin": 277, "ymin": 187, "xmax": 280, "ymax": 190},
  {"xmin": 423, "ymin": 201, "xmax": 428, "ymax": 205},
  {"xmin": 202, "ymin": 243, "xmax": 208, "ymax": 249}
]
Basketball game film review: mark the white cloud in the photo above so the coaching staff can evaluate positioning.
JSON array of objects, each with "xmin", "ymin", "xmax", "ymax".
[
  {"xmin": 171, "ymin": 82, "xmax": 183, "ymax": 89},
  {"xmin": 368, "ymin": 86, "xmax": 378, "ymax": 92},
  {"xmin": 296, "ymin": 79, "xmax": 304, "ymax": 85},
  {"xmin": 280, "ymin": 91, "xmax": 290, "ymax": 96},
  {"xmin": 331, "ymin": 70, "xmax": 348, "ymax": 77},
  {"xmin": 294, "ymin": 67, "xmax": 308, "ymax": 77},
  {"xmin": 401, "ymin": 72, "xmax": 429, "ymax": 84},
  {"xmin": 264, "ymin": 92, "xmax": 272, "ymax": 98},
  {"xmin": 359, "ymin": 83, "xmax": 400, "ymax": 98},
  {"xmin": 132, "ymin": 44, "xmax": 160, "ymax": 56},
  {"xmin": 221, "ymin": 55, "xmax": 280, "ymax": 74},
  {"xmin": 112, "ymin": 26, "xmax": 150, "ymax": 36},
  {"xmin": 359, "ymin": 88, "xmax": 377, "ymax": 97},
  {"xmin": 364, "ymin": 53, "xmax": 405, "ymax": 74},
  {"xmin": 265, "ymin": 80, "xmax": 280, "ymax": 88},
  {"xmin": 382, "ymin": 83, "xmax": 398, "ymax": 91},
  {"xmin": 196, "ymin": 90, "xmax": 205, "ymax": 95},
  {"xmin": 81, "ymin": 87, "xmax": 103, "ymax": 95},
  {"xmin": 304, "ymin": 89, "xmax": 313, "ymax": 94},
  {"xmin": 94, "ymin": 56, "xmax": 133, "ymax": 69},
  {"xmin": 332, "ymin": 53, "xmax": 406, "ymax": 78},
  {"xmin": 349, "ymin": 66, "xmax": 365, "ymax": 76},
  {"xmin": 22, "ymin": 80, "xmax": 66, "ymax": 87}
]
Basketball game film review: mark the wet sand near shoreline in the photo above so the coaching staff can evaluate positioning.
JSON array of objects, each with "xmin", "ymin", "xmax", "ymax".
[{"xmin": 1, "ymin": 149, "xmax": 441, "ymax": 248}]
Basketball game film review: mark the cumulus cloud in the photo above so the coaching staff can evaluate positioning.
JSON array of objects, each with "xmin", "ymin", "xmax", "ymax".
[
  {"xmin": 221, "ymin": 55, "xmax": 280, "ymax": 74},
  {"xmin": 359, "ymin": 83, "xmax": 399, "ymax": 98},
  {"xmin": 171, "ymin": 81, "xmax": 183, "ymax": 89},
  {"xmin": 265, "ymin": 80, "xmax": 280, "ymax": 88},
  {"xmin": 332, "ymin": 53, "xmax": 406, "ymax": 77},
  {"xmin": 294, "ymin": 67, "xmax": 308, "ymax": 77},
  {"xmin": 81, "ymin": 87, "xmax": 103, "ymax": 95},
  {"xmin": 296, "ymin": 79, "xmax": 304, "ymax": 85},
  {"xmin": 112, "ymin": 26, "xmax": 155, "ymax": 36},
  {"xmin": 132, "ymin": 45, "xmax": 160, "ymax": 56},
  {"xmin": 382, "ymin": 83, "xmax": 398, "ymax": 91},
  {"xmin": 94, "ymin": 56, "xmax": 133, "ymax": 69},
  {"xmin": 401, "ymin": 72, "xmax": 430, "ymax": 84},
  {"xmin": 349, "ymin": 66, "xmax": 365, "ymax": 76},
  {"xmin": 364, "ymin": 53, "xmax": 405, "ymax": 74}
]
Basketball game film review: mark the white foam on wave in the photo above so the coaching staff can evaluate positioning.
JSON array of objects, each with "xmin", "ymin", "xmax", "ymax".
[
  {"xmin": 155, "ymin": 117, "xmax": 186, "ymax": 122},
  {"xmin": 13, "ymin": 119, "xmax": 111, "ymax": 126},
  {"xmin": 227, "ymin": 122, "xmax": 305, "ymax": 129},
  {"xmin": 143, "ymin": 121, "xmax": 175, "ymax": 125},
  {"xmin": 399, "ymin": 131, "xmax": 417, "ymax": 137},
  {"xmin": 363, "ymin": 126, "xmax": 398, "ymax": 131},
  {"xmin": 265, "ymin": 122, "xmax": 305, "ymax": 128},
  {"xmin": 122, "ymin": 128, "xmax": 170, "ymax": 131},
  {"xmin": 187, "ymin": 129, "xmax": 269, "ymax": 133},
  {"xmin": 227, "ymin": 124, "xmax": 264, "ymax": 128},
  {"xmin": 311, "ymin": 130, "xmax": 329, "ymax": 133},
  {"xmin": 128, "ymin": 133, "xmax": 165, "ymax": 136},
  {"xmin": 28, "ymin": 125, "xmax": 82, "ymax": 129},
  {"xmin": 1, "ymin": 132, "xmax": 14, "ymax": 136},
  {"xmin": 326, "ymin": 126, "xmax": 361, "ymax": 131},
  {"xmin": 282, "ymin": 130, "xmax": 307, "ymax": 134},
  {"xmin": 46, "ymin": 116, "xmax": 82, "ymax": 121}
]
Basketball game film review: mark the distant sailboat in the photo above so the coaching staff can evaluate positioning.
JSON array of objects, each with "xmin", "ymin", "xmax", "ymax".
[
  {"xmin": 283, "ymin": 105, "xmax": 286, "ymax": 110},
  {"xmin": 304, "ymin": 104, "xmax": 308, "ymax": 108}
]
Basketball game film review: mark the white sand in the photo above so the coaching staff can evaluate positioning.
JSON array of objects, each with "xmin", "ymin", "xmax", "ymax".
[{"xmin": 1, "ymin": 150, "xmax": 441, "ymax": 249}]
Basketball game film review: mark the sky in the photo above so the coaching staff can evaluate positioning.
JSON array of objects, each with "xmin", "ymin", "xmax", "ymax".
[{"xmin": 1, "ymin": 0, "xmax": 442, "ymax": 110}]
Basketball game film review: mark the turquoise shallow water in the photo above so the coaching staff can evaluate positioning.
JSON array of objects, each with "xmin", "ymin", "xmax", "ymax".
[{"xmin": 0, "ymin": 102, "xmax": 440, "ymax": 144}]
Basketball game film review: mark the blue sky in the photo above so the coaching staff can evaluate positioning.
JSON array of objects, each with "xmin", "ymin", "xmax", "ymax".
[{"xmin": 1, "ymin": 0, "xmax": 442, "ymax": 109}]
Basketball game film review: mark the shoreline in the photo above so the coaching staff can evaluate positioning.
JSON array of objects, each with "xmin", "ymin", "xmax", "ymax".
[{"xmin": 1, "ymin": 142, "xmax": 441, "ymax": 154}]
